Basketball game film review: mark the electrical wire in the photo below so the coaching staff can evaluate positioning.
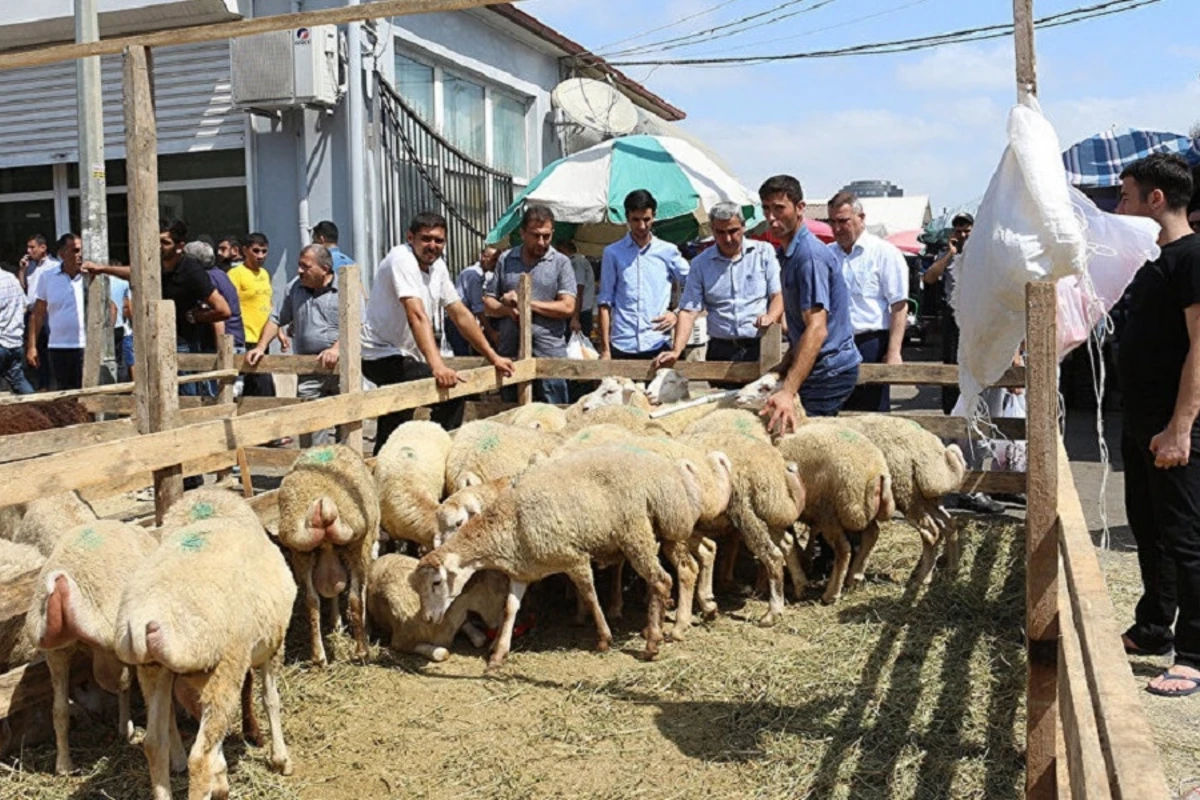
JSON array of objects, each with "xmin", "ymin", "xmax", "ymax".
[
  {"xmin": 592, "ymin": 0, "xmax": 750, "ymax": 53},
  {"xmin": 598, "ymin": 0, "xmax": 1161, "ymax": 67}
]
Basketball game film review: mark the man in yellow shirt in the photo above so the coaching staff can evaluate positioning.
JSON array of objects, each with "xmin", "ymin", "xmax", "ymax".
[{"xmin": 228, "ymin": 232, "xmax": 276, "ymax": 397}]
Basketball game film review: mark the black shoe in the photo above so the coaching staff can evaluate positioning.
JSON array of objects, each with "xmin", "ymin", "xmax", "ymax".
[
  {"xmin": 993, "ymin": 492, "xmax": 1027, "ymax": 506},
  {"xmin": 956, "ymin": 492, "xmax": 1005, "ymax": 514}
]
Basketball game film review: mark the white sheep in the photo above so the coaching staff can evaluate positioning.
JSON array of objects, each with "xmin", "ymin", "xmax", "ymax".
[
  {"xmin": 116, "ymin": 491, "xmax": 295, "ymax": 800},
  {"xmin": 435, "ymin": 477, "xmax": 513, "ymax": 548},
  {"xmin": 374, "ymin": 420, "xmax": 452, "ymax": 548},
  {"xmin": 24, "ymin": 520, "xmax": 159, "ymax": 774},
  {"xmin": 683, "ymin": 431, "xmax": 806, "ymax": 626},
  {"xmin": 680, "ymin": 408, "xmax": 774, "ymax": 442},
  {"xmin": 644, "ymin": 368, "xmax": 691, "ymax": 405},
  {"xmin": 560, "ymin": 404, "xmax": 667, "ymax": 436},
  {"xmin": 11, "ymin": 492, "xmax": 98, "ymax": 557},
  {"xmin": 776, "ymin": 425, "xmax": 895, "ymax": 605},
  {"xmin": 443, "ymin": 420, "xmax": 561, "ymax": 493},
  {"xmin": 546, "ymin": 423, "xmax": 648, "ymax": 460},
  {"xmin": 412, "ymin": 446, "xmax": 710, "ymax": 667},
  {"xmin": 278, "ymin": 445, "xmax": 380, "ymax": 666},
  {"xmin": 486, "ymin": 402, "xmax": 569, "ymax": 432},
  {"xmin": 570, "ymin": 376, "xmax": 650, "ymax": 417},
  {"xmin": 368, "ymin": 553, "xmax": 508, "ymax": 661}
]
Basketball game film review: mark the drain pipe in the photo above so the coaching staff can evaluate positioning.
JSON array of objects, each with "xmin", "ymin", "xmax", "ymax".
[
  {"xmin": 347, "ymin": 0, "xmax": 369, "ymax": 275},
  {"xmin": 294, "ymin": 0, "xmax": 310, "ymax": 253}
]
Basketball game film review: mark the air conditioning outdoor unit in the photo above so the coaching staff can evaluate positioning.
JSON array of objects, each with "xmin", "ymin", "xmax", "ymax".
[{"xmin": 231, "ymin": 25, "xmax": 340, "ymax": 111}]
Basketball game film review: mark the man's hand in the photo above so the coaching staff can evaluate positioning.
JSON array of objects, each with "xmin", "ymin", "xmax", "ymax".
[
  {"xmin": 1150, "ymin": 424, "xmax": 1191, "ymax": 469},
  {"xmin": 245, "ymin": 347, "xmax": 267, "ymax": 367},
  {"xmin": 317, "ymin": 346, "xmax": 339, "ymax": 370},
  {"xmin": 433, "ymin": 364, "xmax": 463, "ymax": 388},
  {"xmin": 490, "ymin": 355, "xmax": 516, "ymax": 378},
  {"xmin": 25, "ymin": 346, "xmax": 38, "ymax": 369},
  {"xmin": 599, "ymin": 349, "xmax": 611, "ymax": 361},
  {"xmin": 80, "ymin": 261, "xmax": 105, "ymax": 276},
  {"xmin": 652, "ymin": 350, "xmax": 680, "ymax": 369},
  {"xmin": 19, "ymin": 255, "xmax": 29, "ymax": 271},
  {"xmin": 501, "ymin": 291, "xmax": 519, "ymax": 308},
  {"xmin": 885, "ymin": 351, "xmax": 903, "ymax": 365},
  {"xmin": 761, "ymin": 390, "xmax": 800, "ymax": 436},
  {"xmin": 278, "ymin": 331, "xmax": 291, "ymax": 352},
  {"xmin": 651, "ymin": 310, "xmax": 677, "ymax": 332},
  {"xmin": 755, "ymin": 313, "xmax": 774, "ymax": 330},
  {"xmin": 569, "ymin": 316, "xmax": 582, "ymax": 333}
]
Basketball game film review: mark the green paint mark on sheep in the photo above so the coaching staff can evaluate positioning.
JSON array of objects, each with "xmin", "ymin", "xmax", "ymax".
[
  {"xmin": 477, "ymin": 434, "xmax": 501, "ymax": 452},
  {"xmin": 75, "ymin": 527, "xmax": 103, "ymax": 551},
  {"xmin": 399, "ymin": 446, "xmax": 417, "ymax": 459},
  {"xmin": 578, "ymin": 431, "xmax": 592, "ymax": 441},
  {"xmin": 302, "ymin": 447, "xmax": 337, "ymax": 464},
  {"xmin": 734, "ymin": 416, "xmax": 753, "ymax": 434},
  {"xmin": 838, "ymin": 429, "xmax": 861, "ymax": 443},
  {"xmin": 189, "ymin": 502, "xmax": 215, "ymax": 521},
  {"xmin": 179, "ymin": 531, "xmax": 209, "ymax": 553}
]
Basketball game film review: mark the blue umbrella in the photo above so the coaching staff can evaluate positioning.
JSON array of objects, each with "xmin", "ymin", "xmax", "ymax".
[{"xmin": 1063, "ymin": 128, "xmax": 1200, "ymax": 189}]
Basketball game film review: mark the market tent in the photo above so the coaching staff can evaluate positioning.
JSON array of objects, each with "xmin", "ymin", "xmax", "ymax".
[
  {"xmin": 886, "ymin": 229, "xmax": 924, "ymax": 255},
  {"xmin": 1063, "ymin": 128, "xmax": 1200, "ymax": 188}
]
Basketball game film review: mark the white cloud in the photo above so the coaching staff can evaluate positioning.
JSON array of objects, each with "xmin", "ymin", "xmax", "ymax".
[{"xmin": 894, "ymin": 43, "xmax": 1015, "ymax": 93}]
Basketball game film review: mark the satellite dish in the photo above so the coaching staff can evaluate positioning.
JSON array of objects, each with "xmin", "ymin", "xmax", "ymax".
[{"xmin": 552, "ymin": 77, "xmax": 638, "ymax": 154}]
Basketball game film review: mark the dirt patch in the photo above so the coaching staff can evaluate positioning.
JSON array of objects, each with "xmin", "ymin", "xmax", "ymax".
[{"xmin": 2, "ymin": 517, "xmax": 1028, "ymax": 799}]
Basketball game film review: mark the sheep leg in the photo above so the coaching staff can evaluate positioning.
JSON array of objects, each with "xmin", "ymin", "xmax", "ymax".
[
  {"xmin": 260, "ymin": 651, "xmax": 293, "ymax": 776},
  {"xmin": 729, "ymin": 506, "xmax": 786, "ymax": 627},
  {"xmin": 169, "ymin": 699, "xmax": 187, "ymax": 773},
  {"xmin": 47, "ymin": 648, "xmax": 74, "ymax": 775},
  {"xmin": 692, "ymin": 536, "xmax": 718, "ymax": 619},
  {"xmin": 566, "ymin": 564, "xmax": 613, "ymax": 652},
  {"xmin": 622, "ymin": 531, "xmax": 672, "ymax": 660},
  {"xmin": 908, "ymin": 512, "xmax": 940, "ymax": 587},
  {"xmin": 296, "ymin": 552, "xmax": 326, "ymax": 666},
  {"xmin": 607, "ymin": 559, "xmax": 625, "ymax": 621},
  {"xmin": 846, "ymin": 521, "xmax": 881, "ymax": 590},
  {"xmin": 663, "ymin": 539, "xmax": 699, "ymax": 641},
  {"xmin": 117, "ymin": 663, "xmax": 134, "ymax": 744},
  {"xmin": 240, "ymin": 670, "xmax": 264, "ymax": 748},
  {"xmin": 462, "ymin": 621, "xmax": 489, "ymax": 649},
  {"xmin": 487, "ymin": 581, "xmax": 528, "ymax": 670},
  {"xmin": 821, "ymin": 527, "xmax": 852, "ymax": 606},
  {"xmin": 718, "ymin": 532, "xmax": 741, "ymax": 590},
  {"xmin": 138, "ymin": 664, "xmax": 176, "ymax": 800},
  {"xmin": 410, "ymin": 642, "xmax": 451, "ymax": 662},
  {"xmin": 187, "ymin": 658, "xmax": 243, "ymax": 800},
  {"xmin": 778, "ymin": 529, "xmax": 808, "ymax": 597},
  {"xmin": 347, "ymin": 567, "xmax": 368, "ymax": 663},
  {"xmin": 936, "ymin": 506, "xmax": 961, "ymax": 575}
]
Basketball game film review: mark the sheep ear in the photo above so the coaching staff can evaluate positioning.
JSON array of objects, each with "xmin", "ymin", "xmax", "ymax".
[{"xmin": 455, "ymin": 471, "xmax": 483, "ymax": 490}]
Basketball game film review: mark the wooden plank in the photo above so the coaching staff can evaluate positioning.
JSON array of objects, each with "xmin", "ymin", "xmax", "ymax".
[
  {"xmin": 959, "ymin": 470, "xmax": 1027, "ymax": 495},
  {"xmin": 176, "ymin": 368, "xmax": 238, "ymax": 386},
  {"xmin": 842, "ymin": 412, "xmax": 1027, "ymax": 440},
  {"xmin": 238, "ymin": 396, "xmax": 306, "ymax": 412},
  {"xmin": 1013, "ymin": 0, "xmax": 1038, "ymax": 102},
  {"xmin": 759, "ymin": 322, "xmax": 783, "ymax": 374},
  {"xmin": 0, "ymin": 0, "xmax": 503, "ymax": 72},
  {"xmin": 236, "ymin": 448, "xmax": 254, "ymax": 498},
  {"xmin": 338, "ymin": 264, "xmax": 364, "ymax": 451},
  {"xmin": 0, "ymin": 569, "xmax": 38, "ymax": 625},
  {"xmin": 0, "ymin": 417, "xmax": 135, "ymax": 464},
  {"xmin": 82, "ymin": 274, "xmax": 107, "ymax": 390},
  {"xmin": 148, "ymin": 300, "xmax": 183, "ymax": 524},
  {"xmin": 0, "ymin": 360, "xmax": 536, "ymax": 509},
  {"xmin": 0, "ymin": 382, "xmax": 133, "ymax": 406},
  {"xmin": 517, "ymin": 274, "xmax": 533, "ymax": 405},
  {"xmin": 1056, "ymin": 442, "xmax": 1170, "ymax": 800},
  {"xmin": 856, "ymin": 362, "xmax": 1026, "ymax": 388},
  {"xmin": 244, "ymin": 447, "xmax": 300, "ymax": 472},
  {"xmin": 0, "ymin": 650, "xmax": 92, "ymax": 719},
  {"xmin": 1057, "ymin": 553, "xmax": 1113, "ymax": 800},
  {"xmin": 176, "ymin": 352, "xmax": 332, "ymax": 375},
  {"xmin": 79, "ymin": 449, "xmax": 238, "ymax": 502},
  {"xmin": 1025, "ymin": 281, "xmax": 1059, "ymax": 799},
  {"xmin": 216, "ymin": 335, "xmax": 236, "ymax": 406},
  {"xmin": 537, "ymin": 358, "xmax": 763, "ymax": 383}
]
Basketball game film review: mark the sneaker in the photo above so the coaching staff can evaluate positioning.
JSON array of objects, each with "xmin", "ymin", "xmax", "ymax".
[{"xmin": 956, "ymin": 492, "xmax": 1005, "ymax": 514}]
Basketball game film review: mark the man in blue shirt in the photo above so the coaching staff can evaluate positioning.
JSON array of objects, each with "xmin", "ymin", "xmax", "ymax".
[
  {"xmin": 655, "ymin": 202, "xmax": 783, "ymax": 377},
  {"xmin": 757, "ymin": 175, "xmax": 861, "ymax": 433},
  {"xmin": 446, "ymin": 244, "xmax": 499, "ymax": 356},
  {"xmin": 598, "ymin": 190, "xmax": 690, "ymax": 360},
  {"xmin": 312, "ymin": 220, "xmax": 356, "ymax": 272}
]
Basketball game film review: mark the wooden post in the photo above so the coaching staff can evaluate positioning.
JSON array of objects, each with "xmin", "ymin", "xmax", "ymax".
[
  {"xmin": 215, "ymin": 334, "xmax": 236, "ymax": 406},
  {"xmin": 517, "ymin": 273, "xmax": 532, "ymax": 405},
  {"xmin": 1025, "ymin": 280, "xmax": 1059, "ymax": 799},
  {"xmin": 758, "ymin": 322, "xmax": 782, "ymax": 376},
  {"xmin": 82, "ymin": 276, "xmax": 109, "ymax": 389},
  {"xmin": 148, "ymin": 300, "xmax": 182, "ymax": 523},
  {"xmin": 1013, "ymin": 0, "xmax": 1038, "ymax": 103},
  {"xmin": 338, "ymin": 264, "xmax": 364, "ymax": 453}
]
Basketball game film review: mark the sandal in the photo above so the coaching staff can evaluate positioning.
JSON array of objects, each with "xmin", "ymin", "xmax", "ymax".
[{"xmin": 1146, "ymin": 669, "xmax": 1200, "ymax": 697}]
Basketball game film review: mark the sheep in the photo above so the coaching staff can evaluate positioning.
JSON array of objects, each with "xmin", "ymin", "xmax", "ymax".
[
  {"xmin": 680, "ymin": 408, "xmax": 774, "ymax": 443},
  {"xmin": 561, "ymin": 404, "xmax": 667, "ymax": 436},
  {"xmin": 644, "ymin": 368, "xmax": 691, "ymax": 405},
  {"xmin": 412, "ymin": 446, "xmax": 709, "ymax": 667},
  {"xmin": 682, "ymin": 431, "xmax": 806, "ymax": 626},
  {"xmin": 12, "ymin": 492, "xmax": 98, "ymax": 556},
  {"xmin": 23, "ymin": 520, "xmax": 159, "ymax": 774},
  {"xmin": 568, "ymin": 376, "xmax": 651, "ymax": 418},
  {"xmin": 810, "ymin": 415, "xmax": 967, "ymax": 583},
  {"xmin": 0, "ymin": 540, "xmax": 44, "ymax": 671},
  {"xmin": 486, "ymin": 402, "xmax": 569, "ymax": 432},
  {"xmin": 435, "ymin": 477, "xmax": 513, "ymax": 549},
  {"xmin": 547, "ymin": 423, "xmax": 648, "ymax": 460},
  {"xmin": 443, "ymin": 420, "xmax": 561, "ymax": 494},
  {"xmin": 116, "ymin": 492, "xmax": 295, "ymax": 800},
  {"xmin": 367, "ymin": 553, "xmax": 508, "ymax": 662},
  {"xmin": 278, "ymin": 445, "xmax": 380, "ymax": 666},
  {"xmin": 776, "ymin": 425, "xmax": 895, "ymax": 605},
  {"xmin": 374, "ymin": 420, "xmax": 452, "ymax": 548}
]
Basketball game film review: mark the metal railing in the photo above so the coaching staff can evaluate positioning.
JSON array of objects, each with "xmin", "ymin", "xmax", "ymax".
[{"xmin": 375, "ymin": 73, "xmax": 515, "ymax": 273}]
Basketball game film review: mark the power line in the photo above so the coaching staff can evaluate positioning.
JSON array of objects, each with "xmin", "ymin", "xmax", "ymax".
[
  {"xmin": 697, "ymin": 0, "xmax": 933, "ymax": 56},
  {"xmin": 601, "ymin": 0, "xmax": 1160, "ymax": 67},
  {"xmin": 592, "ymin": 0, "xmax": 749, "ymax": 53}
]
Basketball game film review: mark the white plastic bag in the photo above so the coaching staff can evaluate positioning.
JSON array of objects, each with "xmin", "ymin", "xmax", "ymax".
[{"xmin": 567, "ymin": 331, "xmax": 599, "ymax": 360}]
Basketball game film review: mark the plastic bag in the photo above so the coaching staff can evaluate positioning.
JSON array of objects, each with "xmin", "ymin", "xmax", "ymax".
[{"xmin": 566, "ymin": 331, "xmax": 599, "ymax": 360}]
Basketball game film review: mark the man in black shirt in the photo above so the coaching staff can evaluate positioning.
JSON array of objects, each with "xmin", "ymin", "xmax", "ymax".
[{"xmin": 1116, "ymin": 153, "xmax": 1200, "ymax": 697}]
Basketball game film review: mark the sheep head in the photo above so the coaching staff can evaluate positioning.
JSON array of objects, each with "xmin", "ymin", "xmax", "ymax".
[
  {"xmin": 582, "ymin": 377, "xmax": 643, "ymax": 411},
  {"xmin": 435, "ymin": 478, "xmax": 508, "ymax": 548},
  {"xmin": 645, "ymin": 369, "xmax": 689, "ymax": 405},
  {"xmin": 733, "ymin": 372, "xmax": 782, "ymax": 410},
  {"xmin": 412, "ymin": 551, "xmax": 476, "ymax": 625}
]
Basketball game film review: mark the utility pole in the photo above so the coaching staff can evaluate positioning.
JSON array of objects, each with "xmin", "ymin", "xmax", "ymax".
[{"xmin": 76, "ymin": 0, "xmax": 116, "ymax": 387}]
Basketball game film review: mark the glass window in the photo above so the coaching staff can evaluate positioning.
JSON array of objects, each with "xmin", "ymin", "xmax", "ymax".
[
  {"xmin": 492, "ymin": 93, "xmax": 528, "ymax": 178},
  {"xmin": 0, "ymin": 200, "xmax": 55, "ymax": 270},
  {"xmin": 395, "ymin": 53, "xmax": 434, "ymax": 123},
  {"xmin": 0, "ymin": 166, "xmax": 53, "ymax": 195},
  {"xmin": 443, "ymin": 74, "xmax": 485, "ymax": 161}
]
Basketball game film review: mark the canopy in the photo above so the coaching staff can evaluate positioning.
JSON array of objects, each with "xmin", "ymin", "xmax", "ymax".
[
  {"xmin": 1063, "ymin": 128, "xmax": 1200, "ymax": 189},
  {"xmin": 487, "ymin": 134, "xmax": 761, "ymax": 255},
  {"xmin": 886, "ymin": 229, "xmax": 923, "ymax": 255}
]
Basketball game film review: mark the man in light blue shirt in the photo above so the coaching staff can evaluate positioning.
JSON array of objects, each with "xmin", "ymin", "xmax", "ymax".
[
  {"xmin": 655, "ymin": 202, "xmax": 783, "ymax": 375},
  {"xmin": 597, "ymin": 190, "xmax": 690, "ymax": 360},
  {"xmin": 312, "ymin": 220, "xmax": 356, "ymax": 272},
  {"xmin": 446, "ymin": 244, "xmax": 499, "ymax": 356}
]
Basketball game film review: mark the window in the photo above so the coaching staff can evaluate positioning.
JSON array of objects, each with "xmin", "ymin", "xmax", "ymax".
[
  {"xmin": 443, "ymin": 74, "xmax": 485, "ymax": 161},
  {"xmin": 492, "ymin": 93, "xmax": 528, "ymax": 179},
  {"xmin": 395, "ymin": 53, "xmax": 434, "ymax": 122}
]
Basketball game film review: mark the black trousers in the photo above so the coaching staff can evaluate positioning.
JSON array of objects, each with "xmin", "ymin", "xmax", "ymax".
[
  {"xmin": 47, "ymin": 347, "xmax": 84, "ymax": 391},
  {"xmin": 610, "ymin": 343, "xmax": 666, "ymax": 360},
  {"xmin": 241, "ymin": 341, "xmax": 276, "ymax": 398},
  {"xmin": 706, "ymin": 337, "xmax": 760, "ymax": 390},
  {"xmin": 941, "ymin": 309, "xmax": 960, "ymax": 414},
  {"xmin": 1122, "ymin": 422, "xmax": 1200, "ymax": 668},
  {"xmin": 363, "ymin": 355, "xmax": 465, "ymax": 455},
  {"xmin": 844, "ymin": 330, "xmax": 891, "ymax": 412}
]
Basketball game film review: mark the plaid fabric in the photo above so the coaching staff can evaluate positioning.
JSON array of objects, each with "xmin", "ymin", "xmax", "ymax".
[{"xmin": 1063, "ymin": 129, "xmax": 1200, "ymax": 188}]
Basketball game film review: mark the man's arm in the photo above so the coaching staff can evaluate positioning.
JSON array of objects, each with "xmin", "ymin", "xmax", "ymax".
[
  {"xmin": 25, "ymin": 299, "xmax": 46, "ymax": 367},
  {"xmin": 446, "ymin": 301, "xmax": 515, "ymax": 377},
  {"xmin": 82, "ymin": 262, "xmax": 132, "ymax": 281},
  {"xmin": 596, "ymin": 251, "xmax": 617, "ymax": 358},
  {"xmin": 190, "ymin": 289, "xmax": 231, "ymax": 324},
  {"xmin": 759, "ymin": 291, "xmax": 785, "ymax": 329},
  {"xmin": 1151, "ymin": 304, "xmax": 1200, "ymax": 468},
  {"xmin": 652, "ymin": 309, "xmax": 699, "ymax": 369},
  {"xmin": 597, "ymin": 306, "xmax": 613, "ymax": 359},
  {"xmin": 529, "ymin": 294, "xmax": 575, "ymax": 319},
  {"xmin": 761, "ymin": 308, "xmax": 829, "ymax": 435},
  {"xmin": 886, "ymin": 301, "xmax": 907, "ymax": 364},
  {"xmin": 245, "ymin": 320, "xmax": 280, "ymax": 365},
  {"xmin": 923, "ymin": 247, "xmax": 954, "ymax": 285},
  {"xmin": 402, "ymin": 296, "xmax": 460, "ymax": 388}
]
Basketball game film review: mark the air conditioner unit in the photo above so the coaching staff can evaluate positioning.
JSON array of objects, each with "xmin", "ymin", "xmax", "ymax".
[{"xmin": 231, "ymin": 25, "xmax": 340, "ymax": 111}]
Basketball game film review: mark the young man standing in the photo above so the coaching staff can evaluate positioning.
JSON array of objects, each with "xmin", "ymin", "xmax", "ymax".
[
  {"xmin": 19, "ymin": 233, "xmax": 59, "ymax": 390},
  {"xmin": 597, "ymin": 190, "xmax": 690, "ymax": 360},
  {"xmin": 362, "ymin": 213, "xmax": 514, "ymax": 453},
  {"xmin": 1115, "ymin": 153, "xmax": 1200, "ymax": 698},
  {"xmin": 484, "ymin": 205, "xmax": 576, "ymax": 404},
  {"xmin": 311, "ymin": 220, "xmax": 356, "ymax": 272},
  {"xmin": 922, "ymin": 212, "xmax": 974, "ymax": 414},
  {"xmin": 229, "ymin": 232, "xmax": 276, "ymax": 398},
  {"xmin": 0, "ymin": 266, "xmax": 33, "ymax": 394},
  {"xmin": 26, "ymin": 234, "xmax": 85, "ymax": 390},
  {"xmin": 215, "ymin": 234, "xmax": 243, "ymax": 272}
]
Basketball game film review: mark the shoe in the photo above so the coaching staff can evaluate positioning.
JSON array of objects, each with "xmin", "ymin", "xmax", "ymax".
[
  {"xmin": 1146, "ymin": 668, "xmax": 1200, "ymax": 697},
  {"xmin": 994, "ymin": 492, "xmax": 1027, "ymax": 506},
  {"xmin": 1122, "ymin": 633, "xmax": 1173, "ymax": 657},
  {"xmin": 957, "ymin": 493, "xmax": 1005, "ymax": 514}
]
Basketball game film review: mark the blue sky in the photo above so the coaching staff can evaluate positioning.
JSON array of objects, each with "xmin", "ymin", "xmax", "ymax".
[{"xmin": 523, "ymin": 0, "xmax": 1199, "ymax": 214}]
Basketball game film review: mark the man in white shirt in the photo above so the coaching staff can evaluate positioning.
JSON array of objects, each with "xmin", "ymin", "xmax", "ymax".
[
  {"xmin": 362, "ymin": 212, "xmax": 514, "ymax": 454},
  {"xmin": 18, "ymin": 233, "xmax": 60, "ymax": 390},
  {"xmin": 827, "ymin": 191, "xmax": 909, "ymax": 411},
  {"xmin": 0, "ymin": 267, "xmax": 33, "ymax": 394},
  {"xmin": 26, "ymin": 234, "xmax": 86, "ymax": 390}
]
